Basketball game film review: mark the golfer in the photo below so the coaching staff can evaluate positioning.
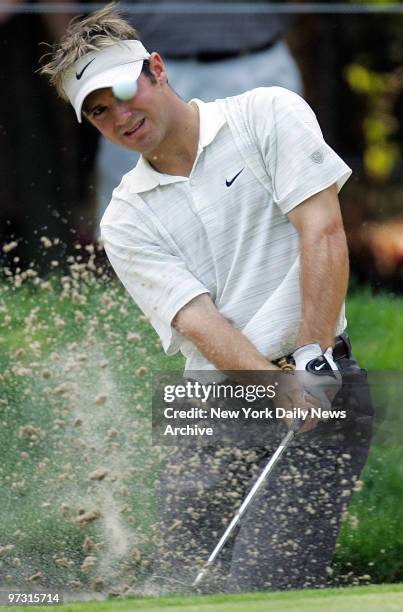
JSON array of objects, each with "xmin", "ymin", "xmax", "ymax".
[{"xmin": 41, "ymin": 4, "xmax": 373, "ymax": 593}]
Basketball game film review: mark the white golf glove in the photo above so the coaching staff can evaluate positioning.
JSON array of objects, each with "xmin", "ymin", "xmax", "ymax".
[{"xmin": 293, "ymin": 343, "xmax": 342, "ymax": 410}]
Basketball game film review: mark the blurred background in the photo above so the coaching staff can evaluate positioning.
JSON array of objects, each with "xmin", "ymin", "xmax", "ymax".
[{"xmin": 0, "ymin": 1, "xmax": 402, "ymax": 290}]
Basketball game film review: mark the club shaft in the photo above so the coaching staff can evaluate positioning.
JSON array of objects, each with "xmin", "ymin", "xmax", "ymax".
[{"xmin": 192, "ymin": 427, "xmax": 296, "ymax": 587}]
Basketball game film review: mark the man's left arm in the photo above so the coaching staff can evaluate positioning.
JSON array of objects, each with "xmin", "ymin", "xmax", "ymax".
[{"xmin": 288, "ymin": 183, "xmax": 349, "ymax": 350}]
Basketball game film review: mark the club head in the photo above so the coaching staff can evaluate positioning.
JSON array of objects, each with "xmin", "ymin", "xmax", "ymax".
[{"xmin": 148, "ymin": 574, "xmax": 198, "ymax": 596}]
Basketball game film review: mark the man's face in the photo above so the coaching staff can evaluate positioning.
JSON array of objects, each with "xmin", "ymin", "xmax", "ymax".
[{"xmin": 83, "ymin": 54, "xmax": 170, "ymax": 156}]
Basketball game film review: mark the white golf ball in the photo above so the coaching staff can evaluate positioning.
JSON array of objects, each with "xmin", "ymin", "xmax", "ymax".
[{"xmin": 112, "ymin": 79, "xmax": 138, "ymax": 101}]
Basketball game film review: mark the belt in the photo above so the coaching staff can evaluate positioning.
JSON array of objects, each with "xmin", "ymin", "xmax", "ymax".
[
  {"xmin": 274, "ymin": 333, "xmax": 352, "ymax": 371},
  {"xmin": 167, "ymin": 37, "xmax": 281, "ymax": 64}
]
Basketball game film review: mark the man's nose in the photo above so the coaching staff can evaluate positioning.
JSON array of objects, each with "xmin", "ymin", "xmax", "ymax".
[{"xmin": 112, "ymin": 101, "xmax": 133, "ymax": 126}]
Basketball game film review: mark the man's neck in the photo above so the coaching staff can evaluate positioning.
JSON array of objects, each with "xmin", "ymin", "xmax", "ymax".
[{"xmin": 145, "ymin": 101, "xmax": 199, "ymax": 177}]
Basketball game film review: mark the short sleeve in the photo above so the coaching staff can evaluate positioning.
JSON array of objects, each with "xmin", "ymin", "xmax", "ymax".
[
  {"xmin": 250, "ymin": 88, "xmax": 352, "ymax": 215},
  {"xmin": 100, "ymin": 207, "xmax": 209, "ymax": 355}
]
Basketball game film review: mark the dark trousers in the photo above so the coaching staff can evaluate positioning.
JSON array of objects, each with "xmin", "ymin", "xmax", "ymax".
[{"xmin": 153, "ymin": 356, "xmax": 374, "ymax": 592}]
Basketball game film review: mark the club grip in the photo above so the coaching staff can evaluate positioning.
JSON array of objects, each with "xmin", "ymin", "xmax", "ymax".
[{"xmin": 290, "ymin": 418, "xmax": 304, "ymax": 433}]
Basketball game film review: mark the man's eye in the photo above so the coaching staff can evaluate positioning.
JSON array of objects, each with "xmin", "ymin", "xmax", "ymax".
[{"xmin": 92, "ymin": 106, "xmax": 106, "ymax": 118}]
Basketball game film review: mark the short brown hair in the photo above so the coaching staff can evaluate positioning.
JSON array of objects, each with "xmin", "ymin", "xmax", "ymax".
[{"xmin": 40, "ymin": 2, "xmax": 140, "ymax": 100}]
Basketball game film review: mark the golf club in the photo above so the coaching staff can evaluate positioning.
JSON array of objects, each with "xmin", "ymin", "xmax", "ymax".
[{"xmin": 192, "ymin": 417, "xmax": 303, "ymax": 588}]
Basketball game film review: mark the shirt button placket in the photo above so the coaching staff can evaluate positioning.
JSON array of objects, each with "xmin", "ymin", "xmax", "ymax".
[
  {"xmin": 186, "ymin": 177, "xmax": 201, "ymax": 223},
  {"xmin": 189, "ymin": 173, "xmax": 214, "ymax": 225}
]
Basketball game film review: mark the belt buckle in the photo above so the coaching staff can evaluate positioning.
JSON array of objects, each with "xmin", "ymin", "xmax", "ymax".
[{"xmin": 277, "ymin": 356, "xmax": 295, "ymax": 372}]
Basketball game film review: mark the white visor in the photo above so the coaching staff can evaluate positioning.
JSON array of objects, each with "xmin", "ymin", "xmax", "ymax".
[{"xmin": 63, "ymin": 40, "xmax": 150, "ymax": 122}]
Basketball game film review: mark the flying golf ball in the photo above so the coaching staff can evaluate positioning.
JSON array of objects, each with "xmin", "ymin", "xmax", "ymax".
[{"xmin": 112, "ymin": 79, "xmax": 138, "ymax": 101}]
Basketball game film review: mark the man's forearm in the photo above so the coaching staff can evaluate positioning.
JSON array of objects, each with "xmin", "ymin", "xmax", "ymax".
[
  {"xmin": 297, "ymin": 226, "xmax": 349, "ymax": 349},
  {"xmin": 173, "ymin": 294, "xmax": 278, "ymax": 376},
  {"xmin": 173, "ymin": 294, "xmax": 319, "ymax": 430}
]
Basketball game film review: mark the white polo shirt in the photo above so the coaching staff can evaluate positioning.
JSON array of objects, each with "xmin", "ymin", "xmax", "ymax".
[{"xmin": 100, "ymin": 87, "xmax": 351, "ymax": 370}]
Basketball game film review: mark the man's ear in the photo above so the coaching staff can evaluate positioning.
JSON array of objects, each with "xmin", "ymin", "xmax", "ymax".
[{"xmin": 149, "ymin": 52, "xmax": 168, "ymax": 85}]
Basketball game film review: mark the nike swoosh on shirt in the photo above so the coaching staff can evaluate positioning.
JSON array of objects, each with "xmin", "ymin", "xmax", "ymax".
[
  {"xmin": 226, "ymin": 167, "xmax": 244, "ymax": 187},
  {"xmin": 314, "ymin": 363, "xmax": 326, "ymax": 371},
  {"xmin": 76, "ymin": 58, "xmax": 95, "ymax": 80}
]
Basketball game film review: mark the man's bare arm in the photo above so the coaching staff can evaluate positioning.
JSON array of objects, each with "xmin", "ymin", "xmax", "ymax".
[
  {"xmin": 172, "ymin": 294, "xmax": 319, "ymax": 432},
  {"xmin": 288, "ymin": 184, "xmax": 349, "ymax": 350},
  {"xmin": 173, "ymin": 294, "xmax": 278, "ymax": 374}
]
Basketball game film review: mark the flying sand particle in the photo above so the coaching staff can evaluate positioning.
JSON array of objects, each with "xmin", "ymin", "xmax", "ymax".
[
  {"xmin": 2, "ymin": 241, "xmax": 18, "ymax": 253},
  {"xmin": 55, "ymin": 557, "xmax": 74, "ymax": 569},
  {"xmin": 29, "ymin": 572, "xmax": 44, "ymax": 582},
  {"xmin": 89, "ymin": 467, "xmax": 109, "ymax": 481},
  {"xmin": 83, "ymin": 536, "xmax": 97, "ymax": 553},
  {"xmin": 60, "ymin": 503, "xmax": 70, "ymax": 516},
  {"xmin": 74, "ymin": 509, "xmax": 101, "ymax": 526},
  {"xmin": 0, "ymin": 545, "xmax": 15, "ymax": 557},
  {"xmin": 81, "ymin": 556, "xmax": 97, "ymax": 573},
  {"xmin": 95, "ymin": 394, "xmax": 108, "ymax": 406},
  {"xmin": 91, "ymin": 578, "xmax": 105, "ymax": 591},
  {"xmin": 40, "ymin": 236, "xmax": 52, "ymax": 249}
]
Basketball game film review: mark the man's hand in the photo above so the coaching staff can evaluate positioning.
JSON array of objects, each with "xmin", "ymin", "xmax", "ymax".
[
  {"xmin": 275, "ymin": 369, "xmax": 321, "ymax": 433},
  {"xmin": 293, "ymin": 343, "xmax": 342, "ymax": 409},
  {"xmin": 174, "ymin": 295, "xmax": 325, "ymax": 433}
]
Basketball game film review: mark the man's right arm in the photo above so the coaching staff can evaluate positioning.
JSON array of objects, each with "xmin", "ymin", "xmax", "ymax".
[
  {"xmin": 173, "ymin": 293, "xmax": 319, "ymax": 432},
  {"xmin": 173, "ymin": 294, "xmax": 278, "ymax": 374}
]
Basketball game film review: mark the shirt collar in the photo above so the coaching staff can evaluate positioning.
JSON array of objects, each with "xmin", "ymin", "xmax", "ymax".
[
  {"xmin": 194, "ymin": 97, "xmax": 226, "ymax": 149},
  {"xmin": 128, "ymin": 98, "xmax": 226, "ymax": 194}
]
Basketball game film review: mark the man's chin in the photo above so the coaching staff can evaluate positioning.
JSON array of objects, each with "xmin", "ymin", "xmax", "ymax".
[{"xmin": 119, "ymin": 138, "xmax": 156, "ymax": 156}]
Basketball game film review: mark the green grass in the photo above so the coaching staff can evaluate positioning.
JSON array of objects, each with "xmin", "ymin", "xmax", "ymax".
[
  {"xmin": 0, "ymin": 270, "xmax": 402, "ymax": 591},
  {"xmin": 0, "ymin": 273, "xmax": 169, "ymax": 589},
  {"xmin": 334, "ymin": 445, "xmax": 403, "ymax": 582},
  {"xmin": 7, "ymin": 584, "xmax": 403, "ymax": 612},
  {"xmin": 346, "ymin": 289, "xmax": 402, "ymax": 369}
]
